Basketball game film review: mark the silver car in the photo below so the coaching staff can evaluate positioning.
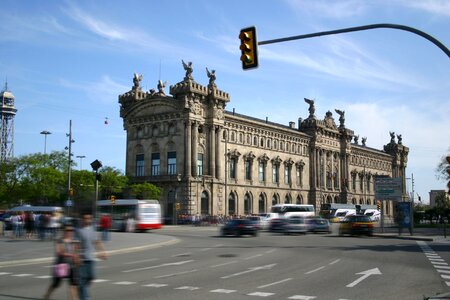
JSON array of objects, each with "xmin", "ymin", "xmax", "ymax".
[{"xmin": 283, "ymin": 216, "xmax": 307, "ymax": 235}]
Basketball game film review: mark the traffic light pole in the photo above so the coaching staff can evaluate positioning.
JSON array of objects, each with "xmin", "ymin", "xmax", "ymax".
[{"xmin": 257, "ymin": 23, "xmax": 450, "ymax": 58}]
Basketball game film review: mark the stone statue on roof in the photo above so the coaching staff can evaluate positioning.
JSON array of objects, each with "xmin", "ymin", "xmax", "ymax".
[
  {"xmin": 389, "ymin": 131, "xmax": 396, "ymax": 143},
  {"xmin": 133, "ymin": 73, "xmax": 143, "ymax": 90},
  {"xmin": 335, "ymin": 109, "xmax": 345, "ymax": 127},
  {"xmin": 182, "ymin": 60, "xmax": 193, "ymax": 81},
  {"xmin": 304, "ymin": 98, "xmax": 315, "ymax": 119},
  {"xmin": 362, "ymin": 137, "xmax": 367, "ymax": 146},
  {"xmin": 397, "ymin": 134, "xmax": 402, "ymax": 145},
  {"xmin": 206, "ymin": 67, "xmax": 216, "ymax": 89},
  {"xmin": 157, "ymin": 80, "xmax": 168, "ymax": 95},
  {"xmin": 354, "ymin": 135, "xmax": 359, "ymax": 144}
]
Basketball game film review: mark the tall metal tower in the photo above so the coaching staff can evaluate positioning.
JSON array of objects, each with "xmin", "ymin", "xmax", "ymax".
[{"xmin": 0, "ymin": 82, "xmax": 17, "ymax": 162}]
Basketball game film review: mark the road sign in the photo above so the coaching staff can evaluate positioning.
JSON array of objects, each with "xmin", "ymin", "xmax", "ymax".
[
  {"xmin": 65, "ymin": 199, "xmax": 73, "ymax": 207},
  {"xmin": 374, "ymin": 177, "xmax": 402, "ymax": 201}
]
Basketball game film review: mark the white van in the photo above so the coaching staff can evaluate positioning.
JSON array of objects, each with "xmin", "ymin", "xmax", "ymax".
[
  {"xmin": 364, "ymin": 209, "xmax": 381, "ymax": 221},
  {"xmin": 332, "ymin": 209, "xmax": 356, "ymax": 222}
]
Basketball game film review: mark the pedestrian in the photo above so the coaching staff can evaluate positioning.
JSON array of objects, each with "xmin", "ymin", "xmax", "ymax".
[
  {"xmin": 44, "ymin": 224, "xmax": 80, "ymax": 300},
  {"xmin": 99, "ymin": 213, "xmax": 112, "ymax": 241},
  {"xmin": 24, "ymin": 211, "xmax": 35, "ymax": 239},
  {"xmin": 77, "ymin": 212, "xmax": 107, "ymax": 300}
]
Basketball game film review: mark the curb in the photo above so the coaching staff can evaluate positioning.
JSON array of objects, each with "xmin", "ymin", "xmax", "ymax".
[{"xmin": 0, "ymin": 238, "xmax": 179, "ymax": 268}]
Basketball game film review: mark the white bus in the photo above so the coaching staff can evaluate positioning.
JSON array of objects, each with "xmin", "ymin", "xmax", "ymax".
[
  {"xmin": 270, "ymin": 204, "xmax": 315, "ymax": 218},
  {"xmin": 97, "ymin": 199, "xmax": 162, "ymax": 231}
]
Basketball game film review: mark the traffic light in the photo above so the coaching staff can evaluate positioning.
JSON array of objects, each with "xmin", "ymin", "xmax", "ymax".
[
  {"xmin": 239, "ymin": 26, "xmax": 258, "ymax": 70},
  {"xmin": 111, "ymin": 195, "xmax": 116, "ymax": 205}
]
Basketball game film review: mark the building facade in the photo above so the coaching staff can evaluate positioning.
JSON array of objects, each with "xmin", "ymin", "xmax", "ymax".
[{"xmin": 119, "ymin": 63, "xmax": 409, "ymax": 221}]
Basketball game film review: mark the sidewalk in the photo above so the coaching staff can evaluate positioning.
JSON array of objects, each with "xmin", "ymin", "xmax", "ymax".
[
  {"xmin": 0, "ymin": 230, "xmax": 179, "ymax": 267},
  {"xmin": 372, "ymin": 226, "xmax": 450, "ymax": 242}
]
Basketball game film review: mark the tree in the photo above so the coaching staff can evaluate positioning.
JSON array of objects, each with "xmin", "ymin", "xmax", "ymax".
[
  {"xmin": 436, "ymin": 148, "xmax": 450, "ymax": 182},
  {"xmin": 98, "ymin": 166, "xmax": 128, "ymax": 199},
  {"xmin": 129, "ymin": 182, "xmax": 161, "ymax": 200}
]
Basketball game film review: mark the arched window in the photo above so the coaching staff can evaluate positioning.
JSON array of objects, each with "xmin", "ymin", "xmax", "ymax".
[
  {"xmin": 284, "ymin": 194, "xmax": 291, "ymax": 204},
  {"xmin": 228, "ymin": 193, "xmax": 236, "ymax": 216},
  {"xmin": 258, "ymin": 194, "xmax": 266, "ymax": 213},
  {"xmin": 296, "ymin": 195, "xmax": 302, "ymax": 204},
  {"xmin": 244, "ymin": 193, "xmax": 252, "ymax": 215},
  {"xmin": 272, "ymin": 194, "xmax": 278, "ymax": 206}
]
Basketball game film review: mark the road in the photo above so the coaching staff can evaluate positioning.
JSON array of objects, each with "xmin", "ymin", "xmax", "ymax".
[{"xmin": 1, "ymin": 225, "xmax": 449, "ymax": 300}]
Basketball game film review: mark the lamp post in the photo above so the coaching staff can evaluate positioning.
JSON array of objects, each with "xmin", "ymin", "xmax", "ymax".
[
  {"xmin": 65, "ymin": 121, "xmax": 75, "ymax": 215},
  {"xmin": 76, "ymin": 155, "xmax": 86, "ymax": 170},
  {"xmin": 40, "ymin": 130, "xmax": 51, "ymax": 154}
]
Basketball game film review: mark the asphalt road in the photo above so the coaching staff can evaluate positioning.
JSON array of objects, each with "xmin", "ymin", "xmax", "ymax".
[{"xmin": 1, "ymin": 225, "xmax": 449, "ymax": 300}]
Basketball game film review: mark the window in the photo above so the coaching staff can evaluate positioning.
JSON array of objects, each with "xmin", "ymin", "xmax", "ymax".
[
  {"xmin": 245, "ymin": 160, "xmax": 252, "ymax": 180},
  {"xmin": 284, "ymin": 166, "xmax": 291, "ymax": 184},
  {"xmin": 326, "ymin": 171, "xmax": 332, "ymax": 190},
  {"xmin": 167, "ymin": 151, "xmax": 176, "ymax": 175},
  {"xmin": 230, "ymin": 158, "xmax": 236, "ymax": 179},
  {"xmin": 136, "ymin": 154, "xmax": 144, "ymax": 177},
  {"xmin": 151, "ymin": 153, "xmax": 160, "ymax": 176},
  {"xmin": 197, "ymin": 153, "xmax": 204, "ymax": 176},
  {"xmin": 259, "ymin": 162, "xmax": 265, "ymax": 182},
  {"xmin": 296, "ymin": 168, "xmax": 301, "ymax": 186},
  {"xmin": 367, "ymin": 177, "xmax": 371, "ymax": 192},
  {"xmin": 352, "ymin": 174, "xmax": 357, "ymax": 191},
  {"xmin": 272, "ymin": 164, "xmax": 279, "ymax": 183}
]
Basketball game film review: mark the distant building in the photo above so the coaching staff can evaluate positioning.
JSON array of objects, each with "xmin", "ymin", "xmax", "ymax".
[
  {"xmin": 429, "ymin": 190, "xmax": 446, "ymax": 207},
  {"xmin": 118, "ymin": 63, "xmax": 409, "ymax": 221}
]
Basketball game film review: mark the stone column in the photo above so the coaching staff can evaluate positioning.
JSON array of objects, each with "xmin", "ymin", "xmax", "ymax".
[
  {"xmin": 216, "ymin": 127, "xmax": 223, "ymax": 180},
  {"xmin": 185, "ymin": 121, "xmax": 192, "ymax": 177},
  {"xmin": 210, "ymin": 125, "xmax": 216, "ymax": 178},
  {"xmin": 192, "ymin": 121, "xmax": 199, "ymax": 176}
]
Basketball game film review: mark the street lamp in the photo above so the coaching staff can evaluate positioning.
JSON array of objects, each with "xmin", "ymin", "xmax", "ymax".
[
  {"xmin": 40, "ymin": 130, "xmax": 51, "ymax": 154},
  {"xmin": 76, "ymin": 155, "xmax": 86, "ymax": 170}
]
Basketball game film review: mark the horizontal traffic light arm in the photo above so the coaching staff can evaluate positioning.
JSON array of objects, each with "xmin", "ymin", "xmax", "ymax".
[{"xmin": 257, "ymin": 23, "xmax": 449, "ymax": 59}]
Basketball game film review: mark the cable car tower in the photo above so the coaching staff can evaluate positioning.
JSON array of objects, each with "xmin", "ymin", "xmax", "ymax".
[{"xmin": 0, "ymin": 81, "xmax": 17, "ymax": 162}]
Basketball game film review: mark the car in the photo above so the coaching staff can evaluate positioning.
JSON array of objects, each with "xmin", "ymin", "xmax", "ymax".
[
  {"xmin": 339, "ymin": 215, "xmax": 374, "ymax": 236},
  {"xmin": 0, "ymin": 212, "xmax": 12, "ymax": 231},
  {"xmin": 220, "ymin": 219, "xmax": 258, "ymax": 237},
  {"xmin": 268, "ymin": 218, "xmax": 288, "ymax": 233},
  {"xmin": 283, "ymin": 216, "xmax": 307, "ymax": 235},
  {"xmin": 306, "ymin": 217, "xmax": 331, "ymax": 233},
  {"xmin": 246, "ymin": 216, "xmax": 263, "ymax": 230}
]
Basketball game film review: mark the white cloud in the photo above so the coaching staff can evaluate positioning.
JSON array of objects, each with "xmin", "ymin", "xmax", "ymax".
[
  {"xmin": 285, "ymin": 0, "xmax": 367, "ymax": 19},
  {"xmin": 400, "ymin": 0, "xmax": 450, "ymax": 17}
]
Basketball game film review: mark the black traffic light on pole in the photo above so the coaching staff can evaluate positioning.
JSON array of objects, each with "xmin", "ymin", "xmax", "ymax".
[{"xmin": 239, "ymin": 26, "xmax": 258, "ymax": 70}]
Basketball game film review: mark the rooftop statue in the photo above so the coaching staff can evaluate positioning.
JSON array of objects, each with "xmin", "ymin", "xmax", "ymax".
[
  {"xmin": 389, "ymin": 131, "xmax": 396, "ymax": 143},
  {"xmin": 206, "ymin": 67, "xmax": 216, "ymax": 89},
  {"xmin": 397, "ymin": 134, "xmax": 402, "ymax": 145},
  {"xmin": 157, "ymin": 80, "xmax": 168, "ymax": 95},
  {"xmin": 354, "ymin": 135, "xmax": 359, "ymax": 144},
  {"xmin": 335, "ymin": 109, "xmax": 345, "ymax": 127},
  {"xmin": 304, "ymin": 98, "xmax": 315, "ymax": 119},
  {"xmin": 133, "ymin": 73, "xmax": 143, "ymax": 90},
  {"xmin": 362, "ymin": 137, "xmax": 367, "ymax": 146},
  {"xmin": 182, "ymin": 60, "xmax": 194, "ymax": 81}
]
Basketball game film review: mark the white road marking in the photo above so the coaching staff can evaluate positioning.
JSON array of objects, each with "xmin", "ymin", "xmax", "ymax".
[
  {"xmin": 93, "ymin": 279, "xmax": 110, "ymax": 283},
  {"xmin": 142, "ymin": 283, "xmax": 168, "ymax": 288},
  {"xmin": 210, "ymin": 261, "xmax": 238, "ymax": 268},
  {"xmin": 305, "ymin": 266, "xmax": 325, "ymax": 274},
  {"xmin": 244, "ymin": 254, "xmax": 263, "ymax": 260},
  {"xmin": 437, "ymin": 269, "xmax": 450, "ymax": 274},
  {"xmin": 429, "ymin": 258, "xmax": 446, "ymax": 262},
  {"xmin": 441, "ymin": 274, "xmax": 450, "ymax": 280},
  {"xmin": 247, "ymin": 292, "xmax": 275, "ymax": 297},
  {"xmin": 346, "ymin": 268, "xmax": 382, "ymax": 288},
  {"xmin": 431, "ymin": 261, "xmax": 448, "ymax": 265},
  {"xmin": 172, "ymin": 252, "xmax": 192, "ymax": 257},
  {"xmin": 154, "ymin": 269, "xmax": 198, "ymax": 278},
  {"xmin": 221, "ymin": 263, "xmax": 277, "ymax": 279},
  {"xmin": 124, "ymin": 258, "xmax": 159, "ymax": 265},
  {"xmin": 12, "ymin": 274, "xmax": 33, "ymax": 277},
  {"xmin": 199, "ymin": 248, "xmax": 212, "ymax": 251},
  {"xmin": 329, "ymin": 259, "xmax": 341, "ymax": 265},
  {"xmin": 123, "ymin": 259, "xmax": 194, "ymax": 273},
  {"xmin": 35, "ymin": 275, "xmax": 52, "ymax": 279},
  {"xmin": 434, "ymin": 265, "xmax": 450, "ymax": 269},
  {"xmin": 265, "ymin": 249, "xmax": 276, "ymax": 254},
  {"xmin": 210, "ymin": 289, "xmax": 236, "ymax": 294},
  {"xmin": 114, "ymin": 281, "xmax": 136, "ymax": 285},
  {"xmin": 257, "ymin": 278, "xmax": 292, "ymax": 288},
  {"xmin": 175, "ymin": 286, "xmax": 200, "ymax": 290},
  {"xmin": 288, "ymin": 295, "xmax": 317, "ymax": 300},
  {"xmin": 0, "ymin": 272, "xmax": 11, "ymax": 275}
]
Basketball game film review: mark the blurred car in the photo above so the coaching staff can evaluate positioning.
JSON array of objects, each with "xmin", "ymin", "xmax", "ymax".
[
  {"xmin": 220, "ymin": 219, "xmax": 258, "ymax": 237},
  {"xmin": 339, "ymin": 215, "xmax": 374, "ymax": 236},
  {"xmin": 306, "ymin": 217, "xmax": 331, "ymax": 233},
  {"xmin": 283, "ymin": 216, "xmax": 307, "ymax": 235},
  {"xmin": 0, "ymin": 212, "xmax": 12, "ymax": 230},
  {"xmin": 246, "ymin": 216, "xmax": 263, "ymax": 230},
  {"xmin": 269, "ymin": 218, "xmax": 288, "ymax": 233}
]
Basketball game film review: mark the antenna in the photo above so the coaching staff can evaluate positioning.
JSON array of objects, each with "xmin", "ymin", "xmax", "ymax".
[{"xmin": 158, "ymin": 59, "xmax": 162, "ymax": 81}]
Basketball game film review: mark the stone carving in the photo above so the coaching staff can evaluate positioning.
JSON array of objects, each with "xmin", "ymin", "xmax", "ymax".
[
  {"xmin": 304, "ymin": 98, "xmax": 315, "ymax": 119},
  {"xmin": 389, "ymin": 131, "xmax": 395, "ymax": 143},
  {"xmin": 157, "ymin": 80, "xmax": 168, "ymax": 95},
  {"xmin": 354, "ymin": 135, "xmax": 359, "ymax": 144},
  {"xmin": 324, "ymin": 111, "xmax": 336, "ymax": 129},
  {"xmin": 335, "ymin": 109, "xmax": 345, "ymax": 127},
  {"xmin": 206, "ymin": 67, "xmax": 216, "ymax": 89},
  {"xmin": 133, "ymin": 73, "xmax": 143, "ymax": 90},
  {"xmin": 397, "ymin": 134, "xmax": 402, "ymax": 145},
  {"xmin": 182, "ymin": 60, "xmax": 194, "ymax": 81},
  {"xmin": 215, "ymin": 107, "xmax": 224, "ymax": 120},
  {"xmin": 362, "ymin": 137, "xmax": 367, "ymax": 146}
]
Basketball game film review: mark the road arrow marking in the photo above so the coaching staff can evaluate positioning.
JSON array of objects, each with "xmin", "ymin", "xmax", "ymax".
[
  {"xmin": 221, "ymin": 263, "xmax": 277, "ymax": 279},
  {"xmin": 346, "ymin": 268, "xmax": 382, "ymax": 288}
]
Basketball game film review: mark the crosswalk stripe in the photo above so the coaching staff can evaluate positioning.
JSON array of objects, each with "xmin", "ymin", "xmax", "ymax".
[
  {"xmin": 210, "ymin": 289, "xmax": 236, "ymax": 294},
  {"xmin": 248, "ymin": 292, "xmax": 275, "ymax": 297}
]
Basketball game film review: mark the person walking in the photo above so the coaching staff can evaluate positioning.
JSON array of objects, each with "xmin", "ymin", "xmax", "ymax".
[
  {"xmin": 99, "ymin": 213, "xmax": 112, "ymax": 241},
  {"xmin": 44, "ymin": 224, "xmax": 80, "ymax": 300},
  {"xmin": 77, "ymin": 212, "xmax": 107, "ymax": 300}
]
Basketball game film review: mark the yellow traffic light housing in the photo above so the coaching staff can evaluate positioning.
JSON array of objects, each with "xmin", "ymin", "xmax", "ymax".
[
  {"xmin": 111, "ymin": 195, "xmax": 116, "ymax": 205},
  {"xmin": 239, "ymin": 26, "xmax": 258, "ymax": 70}
]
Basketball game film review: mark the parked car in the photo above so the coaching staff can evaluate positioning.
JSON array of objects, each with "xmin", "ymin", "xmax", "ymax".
[
  {"xmin": 306, "ymin": 217, "xmax": 331, "ymax": 233},
  {"xmin": 220, "ymin": 219, "xmax": 258, "ymax": 237},
  {"xmin": 283, "ymin": 216, "xmax": 307, "ymax": 235},
  {"xmin": 339, "ymin": 215, "xmax": 374, "ymax": 236},
  {"xmin": 269, "ymin": 218, "xmax": 288, "ymax": 233}
]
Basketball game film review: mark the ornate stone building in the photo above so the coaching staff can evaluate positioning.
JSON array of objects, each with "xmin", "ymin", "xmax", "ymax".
[{"xmin": 119, "ymin": 62, "xmax": 409, "ymax": 221}]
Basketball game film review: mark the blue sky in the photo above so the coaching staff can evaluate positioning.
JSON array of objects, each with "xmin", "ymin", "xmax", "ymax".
[{"xmin": 1, "ymin": 0, "xmax": 449, "ymax": 204}]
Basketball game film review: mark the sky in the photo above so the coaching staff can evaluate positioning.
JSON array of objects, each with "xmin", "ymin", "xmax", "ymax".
[{"xmin": 0, "ymin": 0, "xmax": 449, "ymax": 204}]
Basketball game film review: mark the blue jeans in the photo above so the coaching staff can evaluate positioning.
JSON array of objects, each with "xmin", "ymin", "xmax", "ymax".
[
  {"xmin": 79, "ymin": 260, "xmax": 95, "ymax": 300},
  {"xmin": 101, "ymin": 229, "xmax": 110, "ymax": 241}
]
